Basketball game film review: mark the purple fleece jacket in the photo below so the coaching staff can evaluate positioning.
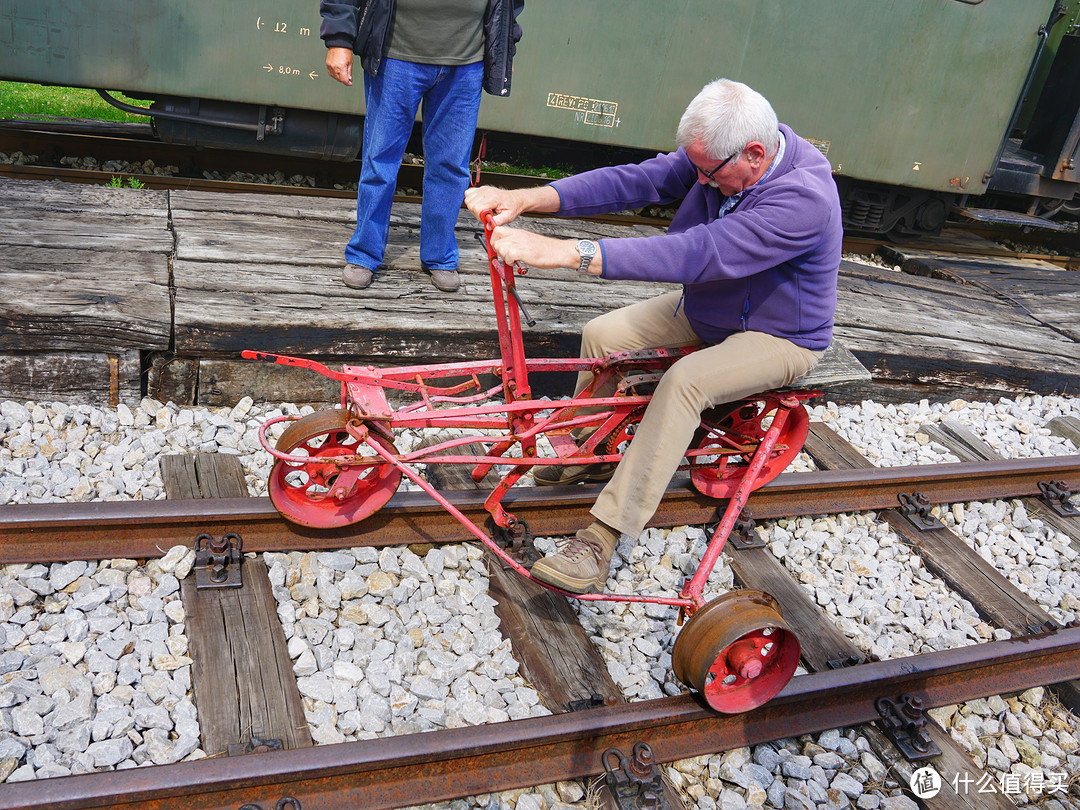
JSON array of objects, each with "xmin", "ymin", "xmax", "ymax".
[{"xmin": 550, "ymin": 124, "xmax": 842, "ymax": 350}]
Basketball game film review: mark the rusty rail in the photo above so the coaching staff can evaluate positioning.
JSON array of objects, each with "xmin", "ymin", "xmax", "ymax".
[
  {"xmin": 1, "ymin": 455, "xmax": 1077, "ymax": 563},
  {"xmin": 2, "ymin": 626, "xmax": 1077, "ymax": 810}
]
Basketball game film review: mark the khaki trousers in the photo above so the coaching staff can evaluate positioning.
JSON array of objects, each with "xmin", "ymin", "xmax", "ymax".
[{"xmin": 575, "ymin": 290, "xmax": 823, "ymax": 537}]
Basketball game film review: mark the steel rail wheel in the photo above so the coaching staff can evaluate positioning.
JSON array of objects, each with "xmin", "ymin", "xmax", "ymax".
[
  {"xmin": 689, "ymin": 396, "xmax": 809, "ymax": 499},
  {"xmin": 269, "ymin": 409, "xmax": 401, "ymax": 529},
  {"xmin": 672, "ymin": 590, "xmax": 800, "ymax": 713}
]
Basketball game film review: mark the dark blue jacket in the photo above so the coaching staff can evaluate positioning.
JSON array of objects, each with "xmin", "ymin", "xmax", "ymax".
[{"xmin": 319, "ymin": 0, "xmax": 525, "ymax": 97}]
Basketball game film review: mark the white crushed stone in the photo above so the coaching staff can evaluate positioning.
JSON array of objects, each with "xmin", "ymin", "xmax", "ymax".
[{"xmin": 1, "ymin": 392, "xmax": 1079, "ymax": 808}]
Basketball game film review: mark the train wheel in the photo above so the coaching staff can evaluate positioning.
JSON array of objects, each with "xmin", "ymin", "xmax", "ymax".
[
  {"xmin": 672, "ymin": 590, "xmax": 800, "ymax": 713},
  {"xmin": 688, "ymin": 395, "xmax": 809, "ymax": 499},
  {"xmin": 269, "ymin": 409, "xmax": 401, "ymax": 529}
]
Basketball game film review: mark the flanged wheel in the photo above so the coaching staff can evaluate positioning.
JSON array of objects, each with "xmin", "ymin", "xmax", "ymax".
[
  {"xmin": 688, "ymin": 396, "xmax": 809, "ymax": 499},
  {"xmin": 269, "ymin": 409, "xmax": 400, "ymax": 529},
  {"xmin": 672, "ymin": 589, "xmax": 800, "ymax": 713}
]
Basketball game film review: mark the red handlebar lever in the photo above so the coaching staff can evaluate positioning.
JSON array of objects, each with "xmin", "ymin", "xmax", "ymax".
[{"xmin": 480, "ymin": 209, "xmax": 528, "ymax": 276}]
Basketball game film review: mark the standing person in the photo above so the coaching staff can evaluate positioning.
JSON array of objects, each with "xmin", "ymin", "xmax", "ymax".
[
  {"xmin": 464, "ymin": 79, "xmax": 842, "ymax": 593},
  {"xmin": 320, "ymin": 0, "xmax": 524, "ymax": 293}
]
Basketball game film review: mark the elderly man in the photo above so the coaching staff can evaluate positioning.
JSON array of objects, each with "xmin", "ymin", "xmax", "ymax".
[{"xmin": 464, "ymin": 78, "xmax": 842, "ymax": 593}]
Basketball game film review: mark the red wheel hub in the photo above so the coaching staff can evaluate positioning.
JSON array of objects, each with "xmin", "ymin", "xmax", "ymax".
[
  {"xmin": 688, "ymin": 395, "xmax": 809, "ymax": 499},
  {"xmin": 672, "ymin": 590, "xmax": 800, "ymax": 713},
  {"xmin": 268, "ymin": 409, "xmax": 401, "ymax": 529}
]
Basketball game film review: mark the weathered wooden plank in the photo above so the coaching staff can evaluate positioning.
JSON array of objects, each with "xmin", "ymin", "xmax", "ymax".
[
  {"xmin": 0, "ymin": 350, "xmax": 140, "ymax": 406},
  {"xmin": 169, "ymin": 198, "xmax": 665, "ymax": 267},
  {"xmin": 727, "ymin": 546, "xmax": 1013, "ymax": 810},
  {"xmin": 919, "ymin": 421, "xmax": 999, "ymax": 462},
  {"xmin": 146, "ymin": 354, "xmax": 199, "ymax": 406},
  {"xmin": 181, "ymin": 563, "xmax": 314, "ymax": 757},
  {"xmin": 0, "ymin": 216, "xmax": 173, "ymax": 252},
  {"xmin": 486, "ymin": 565, "xmax": 623, "ymax": 710},
  {"xmin": 836, "ymin": 263, "xmax": 1079, "ymax": 360},
  {"xmin": 159, "ymin": 455, "xmax": 202, "ymax": 500},
  {"xmin": 0, "ymin": 246, "xmax": 171, "ymax": 351},
  {"xmin": 194, "ymin": 453, "xmax": 250, "ymax": 498},
  {"xmin": 800, "ymin": 342, "xmax": 870, "ymax": 386},
  {"xmin": 165, "ymin": 453, "xmax": 313, "ymax": 758},
  {"xmin": 878, "ymin": 244, "xmax": 1080, "ymax": 340},
  {"xmin": 169, "ymin": 189, "xmax": 359, "ymax": 223},
  {"xmin": 834, "ymin": 261, "xmax": 1080, "ymax": 395},
  {"xmin": 168, "ymin": 190, "xmax": 666, "ymax": 238},
  {"xmin": 0, "ymin": 176, "xmax": 170, "ymax": 216},
  {"xmin": 1047, "ymin": 416, "xmax": 1080, "ymax": 448},
  {"xmin": 171, "ymin": 270, "xmax": 657, "ymax": 357}
]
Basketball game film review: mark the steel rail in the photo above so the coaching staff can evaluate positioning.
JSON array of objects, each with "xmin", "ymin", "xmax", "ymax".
[
  {"xmin": 1, "ymin": 455, "xmax": 1078, "ymax": 564},
  {"xmin": 2, "ymin": 626, "xmax": 1077, "ymax": 810}
]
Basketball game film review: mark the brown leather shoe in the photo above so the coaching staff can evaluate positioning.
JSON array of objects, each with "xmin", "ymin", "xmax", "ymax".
[
  {"xmin": 343, "ymin": 263, "xmax": 374, "ymax": 289},
  {"xmin": 531, "ymin": 522, "xmax": 620, "ymax": 593},
  {"xmin": 425, "ymin": 266, "xmax": 460, "ymax": 292},
  {"xmin": 533, "ymin": 463, "xmax": 615, "ymax": 486}
]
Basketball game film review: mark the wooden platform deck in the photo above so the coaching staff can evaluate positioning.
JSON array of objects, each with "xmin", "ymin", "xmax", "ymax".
[{"xmin": 1, "ymin": 176, "xmax": 1078, "ymax": 406}]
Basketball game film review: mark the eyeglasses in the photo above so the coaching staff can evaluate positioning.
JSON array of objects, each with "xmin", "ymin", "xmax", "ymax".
[{"xmin": 693, "ymin": 150, "xmax": 739, "ymax": 181}]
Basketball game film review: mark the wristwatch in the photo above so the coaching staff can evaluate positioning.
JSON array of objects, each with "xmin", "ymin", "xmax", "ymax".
[{"xmin": 576, "ymin": 239, "xmax": 597, "ymax": 274}]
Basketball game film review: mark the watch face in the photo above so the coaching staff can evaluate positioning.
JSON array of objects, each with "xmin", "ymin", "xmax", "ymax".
[{"xmin": 579, "ymin": 240, "xmax": 596, "ymax": 256}]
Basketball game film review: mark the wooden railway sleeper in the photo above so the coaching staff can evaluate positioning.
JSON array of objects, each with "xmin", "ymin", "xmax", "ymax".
[
  {"xmin": 193, "ymin": 531, "xmax": 244, "ymax": 589},
  {"xmin": 602, "ymin": 743, "xmax": 671, "ymax": 810},
  {"xmin": 1037, "ymin": 479, "xmax": 1080, "ymax": 517},
  {"xmin": 875, "ymin": 694, "xmax": 941, "ymax": 761}
]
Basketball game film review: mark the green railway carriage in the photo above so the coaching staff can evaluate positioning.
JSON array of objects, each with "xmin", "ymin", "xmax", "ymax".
[{"xmin": 1, "ymin": 0, "xmax": 1078, "ymax": 237}]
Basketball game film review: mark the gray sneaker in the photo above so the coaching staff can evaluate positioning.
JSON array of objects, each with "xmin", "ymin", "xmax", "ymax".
[
  {"xmin": 343, "ymin": 264, "xmax": 373, "ymax": 289},
  {"xmin": 424, "ymin": 267, "xmax": 460, "ymax": 292}
]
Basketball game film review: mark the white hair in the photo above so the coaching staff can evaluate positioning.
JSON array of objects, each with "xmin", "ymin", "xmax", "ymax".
[{"xmin": 676, "ymin": 78, "xmax": 779, "ymax": 162}]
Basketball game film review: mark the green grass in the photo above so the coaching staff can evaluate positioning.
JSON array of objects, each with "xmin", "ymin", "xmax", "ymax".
[
  {"xmin": 0, "ymin": 82, "xmax": 149, "ymax": 123},
  {"xmin": 481, "ymin": 160, "xmax": 573, "ymax": 180}
]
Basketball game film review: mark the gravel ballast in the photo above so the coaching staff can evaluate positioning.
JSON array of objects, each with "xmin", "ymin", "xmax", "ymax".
[{"xmin": 1, "ymin": 391, "xmax": 1079, "ymax": 808}]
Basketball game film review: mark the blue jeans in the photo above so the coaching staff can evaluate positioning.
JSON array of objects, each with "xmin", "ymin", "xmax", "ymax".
[{"xmin": 346, "ymin": 57, "xmax": 483, "ymax": 271}]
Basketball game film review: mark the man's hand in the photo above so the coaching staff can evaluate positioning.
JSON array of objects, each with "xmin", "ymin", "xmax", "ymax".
[
  {"xmin": 326, "ymin": 47, "xmax": 353, "ymax": 86},
  {"xmin": 464, "ymin": 185, "xmax": 561, "ymax": 226},
  {"xmin": 489, "ymin": 227, "xmax": 602, "ymax": 275}
]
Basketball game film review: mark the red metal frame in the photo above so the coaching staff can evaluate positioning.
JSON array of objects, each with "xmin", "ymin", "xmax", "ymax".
[{"xmin": 243, "ymin": 212, "xmax": 817, "ymax": 615}]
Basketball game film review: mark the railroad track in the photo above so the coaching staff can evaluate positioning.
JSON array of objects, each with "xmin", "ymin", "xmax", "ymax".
[
  {"xmin": 1, "ymin": 432, "xmax": 1079, "ymax": 808},
  {"xmin": 3, "ymin": 631, "xmax": 1077, "ymax": 810},
  {"xmin": 3, "ymin": 117, "xmax": 1080, "ymax": 807},
  {"xmin": 3, "ymin": 453, "xmax": 1078, "ymax": 563}
]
